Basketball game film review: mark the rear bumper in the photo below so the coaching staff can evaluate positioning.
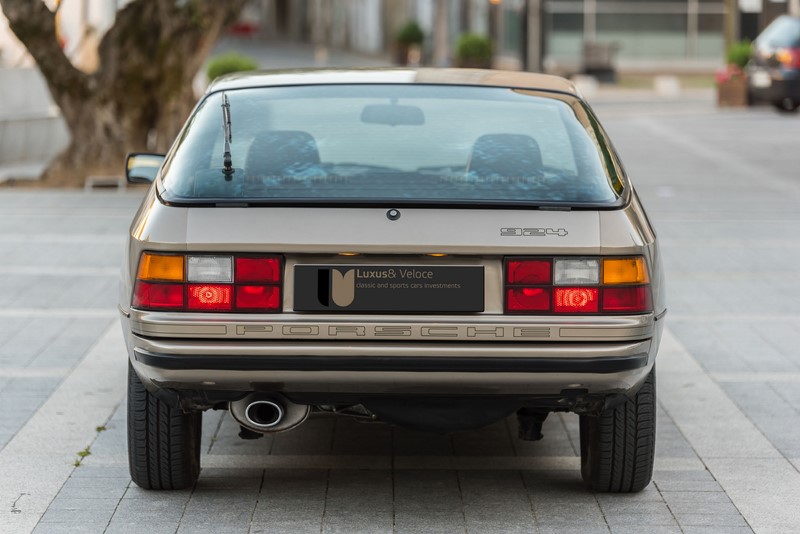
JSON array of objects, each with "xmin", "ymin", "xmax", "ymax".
[
  {"xmin": 127, "ymin": 333, "xmax": 660, "ymax": 398},
  {"xmin": 122, "ymin": 307, "xmax": 663, "ymax": 401},
  {"xmin": 748, "ymin": 68, "xmax": 800, "ymax": 103}
]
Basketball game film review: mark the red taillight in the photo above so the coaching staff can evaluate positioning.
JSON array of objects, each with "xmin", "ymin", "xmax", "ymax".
[
  {"xmin": 602, "ymin": 286, "xmax": 651, "ymax": 313},
  {"xmin": 507, "ymin": 287, "xmax": 551, "ymax": 312},
  {"xmin": 554, "ymin": 287, "xmax": 599, "ymax": 313},
  {"xmin": 133, "ymin": 281, "xmax": 184, "ymax": 309},
  {"xmin": 505, "ymin": 256, "xmax": 652, "ymax": 314},
  {"xmin": 235, "ymin": 285, "xmax": 280, "ymax": 310},
  {"xmin": 777, "ymin": 47, "xmax": 800, "ymax": 69},
  {"xmin": 187, "ymin": 284, "xmax": 232, "ymax": 311},
  {"xmin": 506, "ymin": 259, "xmax": 551, "ymax": 285},
  {"xmin": 133, "ymin": 253, "xmax": 282, "ymax": 313},
  {"xmin": 236, "ymin": 257, "xmax": 281, "ymax": 283}
]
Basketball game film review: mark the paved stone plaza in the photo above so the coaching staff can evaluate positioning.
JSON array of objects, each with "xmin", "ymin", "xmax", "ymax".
[{"xmin": 1, "ymin": 99, "xmax": 799, "ymax": 533}]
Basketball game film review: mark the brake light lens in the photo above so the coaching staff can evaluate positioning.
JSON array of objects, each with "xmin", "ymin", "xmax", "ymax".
[
  {"xmin": 504, "ymin": 256, "xmax": 651, "ymax": 314},
  {"xmin": 236, "ymin": 257, "xmax": 281, "ymax": 283},
  {"xmin": 133, "ymin": 253, "xmax": 282, "ymax": 313},
  {"xmin": 133, "ymin": 282, "xmax": 184, "ymax": 309},
  {"xmin": 603, "ymin": 286, "xmax": 652, "ymax": 312},
  {"xmin": 506, "ymin": 259, "xmax": 551, "ymax": 285},
  {"xmin": 235, "ymin": 285, "xmax": 281, "ymax": 310},
  {"xmin": 507, "ymin": 287, "xmax": 551, "ymax": 312}
]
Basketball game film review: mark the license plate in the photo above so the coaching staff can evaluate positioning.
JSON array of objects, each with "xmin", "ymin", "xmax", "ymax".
[
  {"xmin": 751, "ymin": 71, "xmax": 772, "ymax": 88},
  {"xmin": 294, "ymin": 265, "xmax": 484, "ymax": 312}
]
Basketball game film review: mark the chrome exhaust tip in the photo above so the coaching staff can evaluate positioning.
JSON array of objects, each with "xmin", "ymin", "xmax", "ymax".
[
  {"xmin": 244, "ymin": 400, "xmax": 284, "ymax": 429},
  {"xmin": 230, "ymin": 394, "xmax": 310, "ymax": 434}
]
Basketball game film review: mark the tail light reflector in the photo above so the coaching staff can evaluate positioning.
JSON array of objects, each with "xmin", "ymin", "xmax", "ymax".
[
  {"xmin": 554, "ymin": 287, "xmax": 599, "ymax": 313},
  {"xmin": 505, "ymin": 256, "xmax": 652, "ymax": 314},
  {"xmin": 187, "ymin": 284, "xmax": 232, "ymax": 311},
  {"xmin": 133, "ymin": 253, "xmax": 282, "ymax": 313}
]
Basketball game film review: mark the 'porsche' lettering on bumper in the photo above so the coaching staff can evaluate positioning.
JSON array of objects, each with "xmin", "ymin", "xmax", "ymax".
[
  {"xmin": 131, "ymin": 320, "xmax": 652, "ymax": 342},
  {"xmin": 230, "ymin": 324, "xmax": 549, "ymax": 339}
]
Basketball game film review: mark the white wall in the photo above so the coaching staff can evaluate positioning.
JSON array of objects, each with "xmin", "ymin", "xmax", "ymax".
[{"xmin": 0, "ymin": 68, "xmax": 70, "ymax": 180}]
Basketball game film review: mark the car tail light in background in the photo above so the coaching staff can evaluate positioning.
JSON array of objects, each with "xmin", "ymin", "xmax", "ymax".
[
  {"xmin": 133, "ymin": 253, "xmax": 282, "ymax": 312},
  {"xmin": 776, "ymin": 47, "xmax": 800, "ymax": 69},
  {"xmin": 505, "ymin": 257, "xmax": 651, "ymax": 314}
]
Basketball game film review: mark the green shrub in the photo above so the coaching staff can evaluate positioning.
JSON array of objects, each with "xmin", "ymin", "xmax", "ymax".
[
  {"xmin": 456, "ymin": 33, "xmax": 492, "ymax": 68},
  {"xmin": 396, "ymin": 21, "xmax": 424, "ymax": 46},
  {"xmin": 206, "ymin": 52, "xmax": 258, "ymax": 81},
  {"xmin": 726, "ymin": 40, "xmax": 751, "ymax": 69}
]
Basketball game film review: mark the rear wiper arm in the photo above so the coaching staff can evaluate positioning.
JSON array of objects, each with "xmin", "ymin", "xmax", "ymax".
[{"xmin": 221, "ymin": 92, "xmax": 234, "ymax": 180}]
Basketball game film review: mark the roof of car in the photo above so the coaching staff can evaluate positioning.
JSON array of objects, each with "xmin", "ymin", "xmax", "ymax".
[{"xmin": 207, "ymin": 68, "xmax": 580, "ymax": 97}]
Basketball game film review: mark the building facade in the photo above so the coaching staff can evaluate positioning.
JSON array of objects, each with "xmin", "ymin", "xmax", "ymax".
[{"xmin": 261, "ymin": 0, "xmax": 798, "ymax": 73}]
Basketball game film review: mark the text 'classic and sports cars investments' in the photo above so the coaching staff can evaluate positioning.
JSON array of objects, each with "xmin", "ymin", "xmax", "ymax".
[{"xmin": 120, "ymin": 68, "xmax": 665, "ymax": 493}]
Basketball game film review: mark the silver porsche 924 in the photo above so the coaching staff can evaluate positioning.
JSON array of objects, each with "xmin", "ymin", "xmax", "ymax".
[{"xmin": 120, "ymin": 68, "xmax": 665, "ymax": 493}]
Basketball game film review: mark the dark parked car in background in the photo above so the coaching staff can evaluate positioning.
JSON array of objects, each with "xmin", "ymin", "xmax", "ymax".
[{"xmin": 748, "ymin": 15, "xmax": 800, "ymax": 112}]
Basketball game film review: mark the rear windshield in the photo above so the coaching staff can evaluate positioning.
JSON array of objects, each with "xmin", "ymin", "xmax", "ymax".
[
  {"xmin": 159, "ymin": 84, "xmax": 623, "ymax": 207},
  {"xmin": 757, "ymin": 16, "xmax": 800, "ymax": 49}
]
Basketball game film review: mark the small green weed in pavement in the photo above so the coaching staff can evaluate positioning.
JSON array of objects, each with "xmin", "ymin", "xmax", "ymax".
[{"xmin": 73, "ymin": 446, "xmax": 91, "ymax": 467}]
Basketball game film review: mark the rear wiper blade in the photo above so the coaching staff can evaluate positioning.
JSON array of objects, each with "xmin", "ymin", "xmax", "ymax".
[{"xmin": 221, "ymin": 92, "xmax": 234, "ymax": 180}]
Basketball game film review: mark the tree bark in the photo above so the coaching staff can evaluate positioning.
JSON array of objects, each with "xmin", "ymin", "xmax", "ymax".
[{"xmin": 0, "ymin": 0, "xmax": 247, "ymax": 185}]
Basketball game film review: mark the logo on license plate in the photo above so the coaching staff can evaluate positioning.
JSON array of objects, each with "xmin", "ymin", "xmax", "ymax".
[{"xmin": 295, "ymin": 265, "xmax": 484, "ymax": 312}]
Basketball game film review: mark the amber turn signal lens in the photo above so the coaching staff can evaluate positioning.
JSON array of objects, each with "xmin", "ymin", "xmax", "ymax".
[
  {"xmin": 603, "ymin": 257, "xmax": 648, "ymax": 285},
  {"xmin": 137, "ymin": 253, "xmax": 185, "ymax": 282}
]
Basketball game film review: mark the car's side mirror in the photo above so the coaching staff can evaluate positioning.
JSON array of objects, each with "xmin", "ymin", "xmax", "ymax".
[{"xmin": 125, "ymin": 153, "xmax": 165, "ymax": 184}]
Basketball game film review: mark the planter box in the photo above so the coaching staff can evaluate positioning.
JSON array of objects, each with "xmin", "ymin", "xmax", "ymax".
[{"xmin": 717, "ymin": 75, "xmax": 749, "ymax": 107}]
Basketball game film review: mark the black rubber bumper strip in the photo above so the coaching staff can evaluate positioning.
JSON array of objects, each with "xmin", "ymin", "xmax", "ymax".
[{"xmin": 134, "ymin": 349, "xmax": 648, "ymax": 374}]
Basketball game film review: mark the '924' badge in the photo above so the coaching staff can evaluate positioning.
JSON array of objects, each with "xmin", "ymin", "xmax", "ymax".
[{"xmin": 501, "ymin": 227, "xmax": 568, "ymax": 237}]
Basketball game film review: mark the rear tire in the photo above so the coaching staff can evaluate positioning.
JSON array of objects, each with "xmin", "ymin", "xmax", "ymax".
[
  {"xmin": 127, "ymin": 363, "xmax": 201, "ymax": 490},
  {"xmin": 773, "ymin": 98, "xmax": 800, "ymax": 113},
  {"xmin": 579, "ymin": 369, "xmax": 656, "ymax": 493}
]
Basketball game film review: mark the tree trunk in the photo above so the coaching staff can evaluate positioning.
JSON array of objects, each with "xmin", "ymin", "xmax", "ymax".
[{"xmin": 0, "ymin": 0, "xmax": 248, "ymax": 186}]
